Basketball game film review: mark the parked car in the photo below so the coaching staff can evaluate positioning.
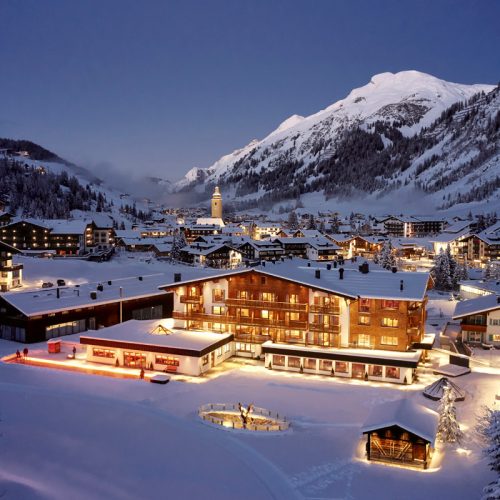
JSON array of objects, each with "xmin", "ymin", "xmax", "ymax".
[
  {"xmin": 41, "ymin": 282, "xmax": 54, "ymax": 288},
  {"xmin": 56, "ymin": 279, "xmax": 66, "ymax": 286}
]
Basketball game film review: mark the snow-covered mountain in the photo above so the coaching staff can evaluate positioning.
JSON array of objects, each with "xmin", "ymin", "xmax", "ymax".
[{"xmin": 172, "ymin": 71, "xmax": 498, "ymax": 213}]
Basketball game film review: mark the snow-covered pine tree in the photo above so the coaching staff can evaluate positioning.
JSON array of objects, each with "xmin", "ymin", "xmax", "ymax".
[
  {"xmin": 477, "ymin": 407, "xmax": 500, "ymax": 499},
  {"xmin": 433, "ymin": 248, "xmax": 453, "ymax": 290},
  {"xmin": 288, "ymin": 211, "xmax": 299, "ymax": 230},
  {"xmin": 171, "ymin": 230, "xmax": 187, "ymax": 261},
  {"xmin": 306, "ymin": 214, "xmax": 317, "ymax": 230},
  {"xmin": 437, "ymin": 385, "xmax": 463, "ymax": 444},
  {"xmin": 376, "ymin": 240, "xmax": 396, "ymax": 270}
]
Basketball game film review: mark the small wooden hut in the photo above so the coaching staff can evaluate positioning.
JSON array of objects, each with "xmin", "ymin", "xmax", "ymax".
[{"xmin": 362, "ymin": 399, "xmax": 438, "ymax": 469}]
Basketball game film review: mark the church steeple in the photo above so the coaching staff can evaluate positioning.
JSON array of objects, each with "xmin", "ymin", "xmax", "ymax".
[{"xmin": 211, "ymin": 186, "xmax": 222, "ymax": 219}]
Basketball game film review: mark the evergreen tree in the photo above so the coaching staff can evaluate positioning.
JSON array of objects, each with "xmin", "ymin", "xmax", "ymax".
[
  {"xmin": 432, "ymin": 249, "xmax": 453, "ymax": 290},
  {"xmin": 477, "ymin": 407, "xmax": 500, "ymax": 499},
  {"xmin": 306, "ymin": 214, "xmax": 316, "ymax": 230},
  {"xmin": 171, "ymin": 230, "xmax": 187, "ymax": 260},
  {"xmin": 330, "ymin": 215, "xmax": 340, "ymax": 234},
  {"xmin": 437, "ymin": 385, "xmax": 463, "ymax": 444},
  {"xmin": 288, "ymin": 211, "xmax": 299, "ymax": 230},
  {"xmin": 375, "ymin": 240, "xmax": 396, "ymax": 270}
]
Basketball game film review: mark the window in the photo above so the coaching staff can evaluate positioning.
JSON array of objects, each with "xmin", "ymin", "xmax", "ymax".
[
  {"xmin": 237, "ymin": 290, "xmax": 249, "ymax": 299},
  {"xmin": 261, "ymin": 309, "xmax": 269, "ymax": 319},
  {"xmin": 289, "ymin": 293, "xmax": 299, "ymax": 304},
  {"xmin": 335, "ymin": 361, "xmax": 348, "ymax": 373},
  {"xmin": 381, "ymin": 300, "xmax": 399, "ymax": 309},
  {"xmin": 202, "ymin": 355, "xmax": 209, "ymax": 365},
  {"xmin": 123, "ymin": 352, "xmax": 146, "ymax": 367},
  {"xmin": 369, "ymin": 365, "xmax": 383, "ymax": 377},
  {"xmin": 212, "ymin": 305, "xmax": 224, "ymax": 315},
  {"xmin": 357, "ymin": 334, "xmax": 371, "ymax": 347},
  {"xmin": 320, "ymin": 359, "xmax": 333, "ymax": 371},
  {"xmin": 155, "ymin": 356, "xmax": 179, "ymax": 366},
  {"xmin": 272, "ymin": 354, "xmax": 285, "ymax": 366},
  {"xmin": 92, "ymin": 348, "xmax": 115, "ymax": 358},
  {"xmin": 132, "ymin": 305, "xmax": 163, "ymax": 320},
  {"xmin": 287, "ymin": 356, "xmax": 301, "ymax": 368},
  {"xmin": 358, "ymin": 315, "xmax": 370, "ymax": 326},
  {"xmin": 467, "ymin": 314, "xmax": 486, "ymax": 326},
  {"xmin": 305, "ymin": 358, "xmax": 317, "ymax": 370},
  {"xmin": 381, "ymin": 336, "xmax": 398, "ymax": 346},
  {"xmin": 236, "ymin": 342, "xmax": 255, "ymax": 352},
  {"xmin": 260, "ymin": 276, "xmax": 266, "ymax": 285},
  {"xmin": 45, "ymin": 319, "xmax": 86, "ymax": 339},
  {"xmin": 382, "ymin": 317, "xmax": 399, "ymax": 328},
  {"xmin": 212, "ymin": 289, "xmax": 225, "ymax": 302},
  {"xmin": 239, "ymin": 308, "xmax": 250, "ymax": 318},
  {"xmin": 290, "ymin": 312, "xmax": 300, "ymax": 321},
  {"xmin": 216, "ymin": 347, "xmax": 223, "ymax": 357},
  {"xmin": 224, "ymin": 343, "xmax": 231, "ymax": 353},
  {"xmin": 359, "ymin": 298, "xmax": 370, "ymax": 313},
  {"xmin": 188, "ymin": 286, "xmax": 198, "ymax": 297},
  {"xmin": 467, "ymin": 331, "xmax": 482, "ymax": 342},
  {"xmin": 261, "ymin": 292, "xmax": 275, "ymax": 301},
  {"xmin": 386, "ymin": 367, "xmax": 400, "ymax": 379},
  {"xmin": 489, "ymin": 318, "xmax": 500, "ymax": 326}
]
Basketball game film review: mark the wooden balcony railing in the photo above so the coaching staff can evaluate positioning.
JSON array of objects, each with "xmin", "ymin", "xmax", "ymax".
[
  {"xmin": 180, "ymin": 295, "xmax": 203, "ymax": 304},
  {"xmin": 308, "ymin": 323, "xmax": 341, "ymax": 334},
  {"xmin": 309, "ymin": 304, "xmax": 340, "ymax": 314},
  {"xmin": 225, "ymin": 298, "xmax": 307, "ymax": 312}
]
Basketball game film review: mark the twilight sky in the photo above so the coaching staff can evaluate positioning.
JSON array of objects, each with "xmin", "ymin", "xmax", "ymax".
[{"xmin": 0, "ymin": 0, "xmax": 499, "ymax": 182}]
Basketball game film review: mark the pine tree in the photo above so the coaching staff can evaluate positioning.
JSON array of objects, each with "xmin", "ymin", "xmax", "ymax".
[
  {"xmin": 288, "ymin": 211, "xmax": 299, "ymax": 230},
  {"xmin": 477, "ymin": 407, "xmax": 500, "ymax": 499},
  {"xmin": 375, "ymin": 240, "xmax": 396, "ymax": 270},
  {"xmin": 306, "ymin": 214, "xmax": 316, "ymax": 230},
  {"xmin": 171, "ymin": 230, "xmax": 187, "ymax": 260},
  {"xmin": 433, "ymin": 248, "xmax": 453, "ymax": 290},
  {"xmin": 437, "ymin": 385, "xmax": 463, "ymax": 444}
]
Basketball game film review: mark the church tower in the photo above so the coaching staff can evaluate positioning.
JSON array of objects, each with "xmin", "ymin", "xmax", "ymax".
[{"xmin": 211, "ymin": 186, "xmax": 223, "ymax": 219}]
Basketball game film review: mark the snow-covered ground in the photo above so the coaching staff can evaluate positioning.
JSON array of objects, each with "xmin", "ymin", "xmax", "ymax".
[{"xmin": 1, "ymin": 256, "xmax": 499, "ymax": 499}]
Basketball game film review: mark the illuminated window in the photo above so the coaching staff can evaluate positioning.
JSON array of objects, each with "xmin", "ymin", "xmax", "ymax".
[
  {"xmin": 335, "ymin": 361, "xmax": 348, "ymax": 373},
  {"xmin": 290, "ymin": 312, "xmax": 300, "ymax": 321},
  {"xmin": 381, "ymin": 335, "xmax": 398, "ymax": 346},
  {"xmin": 386, "ymin": 367, "xmax": 400, "ymax": 379},
  {"xmin": 92, "ymin": 348, "xmax": 115, "ymax": 358},
  {"xmin": 359, "ymin": 298, "xmax": 370, "ymax": 312},
  {"xmin": 261, "ymin": 292, "xmax": 275, "ymax": 301},
  {"xmin": 272, "ymin": 355, "xmax": 285, "ymax": 366},
  {"xmin": 382, "ymin": 317, "xmax": 399, "ymax": 328},
  {"xmin": 212, "ymin": 306, "xmax": 224, "ymax": 315},
  {"xmin": 369, "ymin": 365, "xmax": 383, "ymax": 377},
  {"xmin": 381, "ymin": 299, "xmax": 399, "ymax": 309},
  {"xmin": 359, "ymin": 315, "xmax": 370, "ymax": 325},
  {"xmin": 287, "ymin": 356, "xmax": 301, "ymax": 368},
  {"xmin": 261, "ymin": 309, "xmax": 269, "ymax": 319},
  {"xmin": 155, "ymin": 356, "xmax": 179, "ymax": 366},
  {"xmin": 289, "ymin": 294, "xmax": 299, "ymax": 304},
  {"xmin": 305, "ymin": 358, "xmax": 317, "ymax": 370},
  {"xmin": 239, "ymin": 308, "xmax": 250, "ymax": 317},
  {"xmin": 320, "ymin": 359, "xmax": 332, "ymax": 371},
  {"xmin": 357, "ymin": 334, "xmax": 371, "ymax": 347},
  {"xmin": 212, "ymin": 289, "xmax": 225, "ymax": 302}
]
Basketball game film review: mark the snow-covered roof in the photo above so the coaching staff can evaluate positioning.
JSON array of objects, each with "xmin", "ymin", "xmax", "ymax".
[
  {"xmin": 361, "ymin": 398, "xmax": 438, "ymax": 445},
  {"xmin": 80, "ymin": 319, "xmax": 232, "ymax": 352},
  {"xmin": 458, "ymin": 279, "xmax": 500, "ymax": 295},
  {"xmin": 453, "ymin": 293, "xmax": 500, "ymax": 319},
  {"xmin": 1, "ymin": 267, "xmax": 228, "ymax": 317}
]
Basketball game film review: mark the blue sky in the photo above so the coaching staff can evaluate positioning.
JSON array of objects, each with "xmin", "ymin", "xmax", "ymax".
[{"xmin": 0, "ymin": 0, "xmax": 498, "ymax": 181}]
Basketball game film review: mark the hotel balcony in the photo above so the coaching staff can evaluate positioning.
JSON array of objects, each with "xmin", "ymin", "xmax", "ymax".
[
  {"xmin": 179, "ymin": 295, "xmax": 203, "ymax": 304},
  {"xmin": 308, "ymin": 323, "xmax": 341, "ymax": 334},
  {"xmin": 234, "ymin": 332, "xmax": 272, "ymax": 344},
  {"xmin": 225, "ymin": 298, "xmax": 307, "ymax": 312},
  {"xmin": 309, "ymin": 304, "xmax": 340, "ymax": 314}
]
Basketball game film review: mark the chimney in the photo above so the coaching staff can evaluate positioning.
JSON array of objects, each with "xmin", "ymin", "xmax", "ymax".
[
  {"xmin": 108, "ymin": 280, "xmax": 112, "ymax": 286},
  {"xmin": 97, "ymin": 284, "xmax": 104, "ymax": 291},
  {"xmin": 307, "ymin": 262, "xmax": 311, "ymax": 267},
  {"xmin": 400, "ymin": 280, "xmax": 404, "ymax": 291},
  {"xmin": 262, "ymin": 261, "xmax": 266, "ymax": 267},
  {"xmin": 56, "ymin": 287, "xmax": 60, "ymax": 299},
  {"xmin": 90, "ymin": 291, "xmax": 97, "ymax": 300},
  {"xmin": 391, "ymin": 267, "xmax": 397, "ymax": 273},
  {"xmin": 326, "ymin": 263, "xmax": 332, "ymax": 270},
  {"xmin": 138, "ymin": 276, "xmax": 143, "ymax": 281},
  {"xmin": 315, "ymin": 269, "xmax": 321, "ymax": 279},
  {"xmin": 339, "ymin": 268, "xmax": 344, "ymax": 280},
  {"xmin": 497, "ymin": 296, "xmax": 500, "ymax": 304},
  {"xmin": 174, "ymin": 273, "xmax": 182, "ymax": 282}
]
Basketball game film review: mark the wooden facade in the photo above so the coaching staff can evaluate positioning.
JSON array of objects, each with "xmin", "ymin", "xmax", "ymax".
[
  {"xmin": 0, "ymin": 293, "xmax": 173, "ymax": 343},
  {"xmin": 364, "ymin": 425, "xmax": 432, "ymax": 469}
]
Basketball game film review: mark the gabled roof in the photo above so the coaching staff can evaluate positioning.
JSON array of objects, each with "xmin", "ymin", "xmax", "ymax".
[
  {"xmin": 0, "ymin": 239, "xmax": 21, "ymax": 254},
  {"xmin": 361, "ymin": 398, "xmax": 438, "ymax": 445},
  {"xmin": 453, "ymin": 293, "xmax": 500, "ymax": 319}
]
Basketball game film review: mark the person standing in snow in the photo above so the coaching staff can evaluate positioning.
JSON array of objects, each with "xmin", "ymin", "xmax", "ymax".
[
  {"xmin": 72, "ymin": 346, "xmax": 77, "ymax": 358},
  {"xmin": 23, "ymin": 347, "xmax": 28, "ymax": 359},
  {"xmin": 140, "ymin": 368, "xmax": 145, "ymax": 380}
]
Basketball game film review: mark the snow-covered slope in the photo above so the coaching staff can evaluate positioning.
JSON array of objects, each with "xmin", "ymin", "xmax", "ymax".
[{"xmin": 172, "ymin": 71, "xmax": 497, "ymax": 213}]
